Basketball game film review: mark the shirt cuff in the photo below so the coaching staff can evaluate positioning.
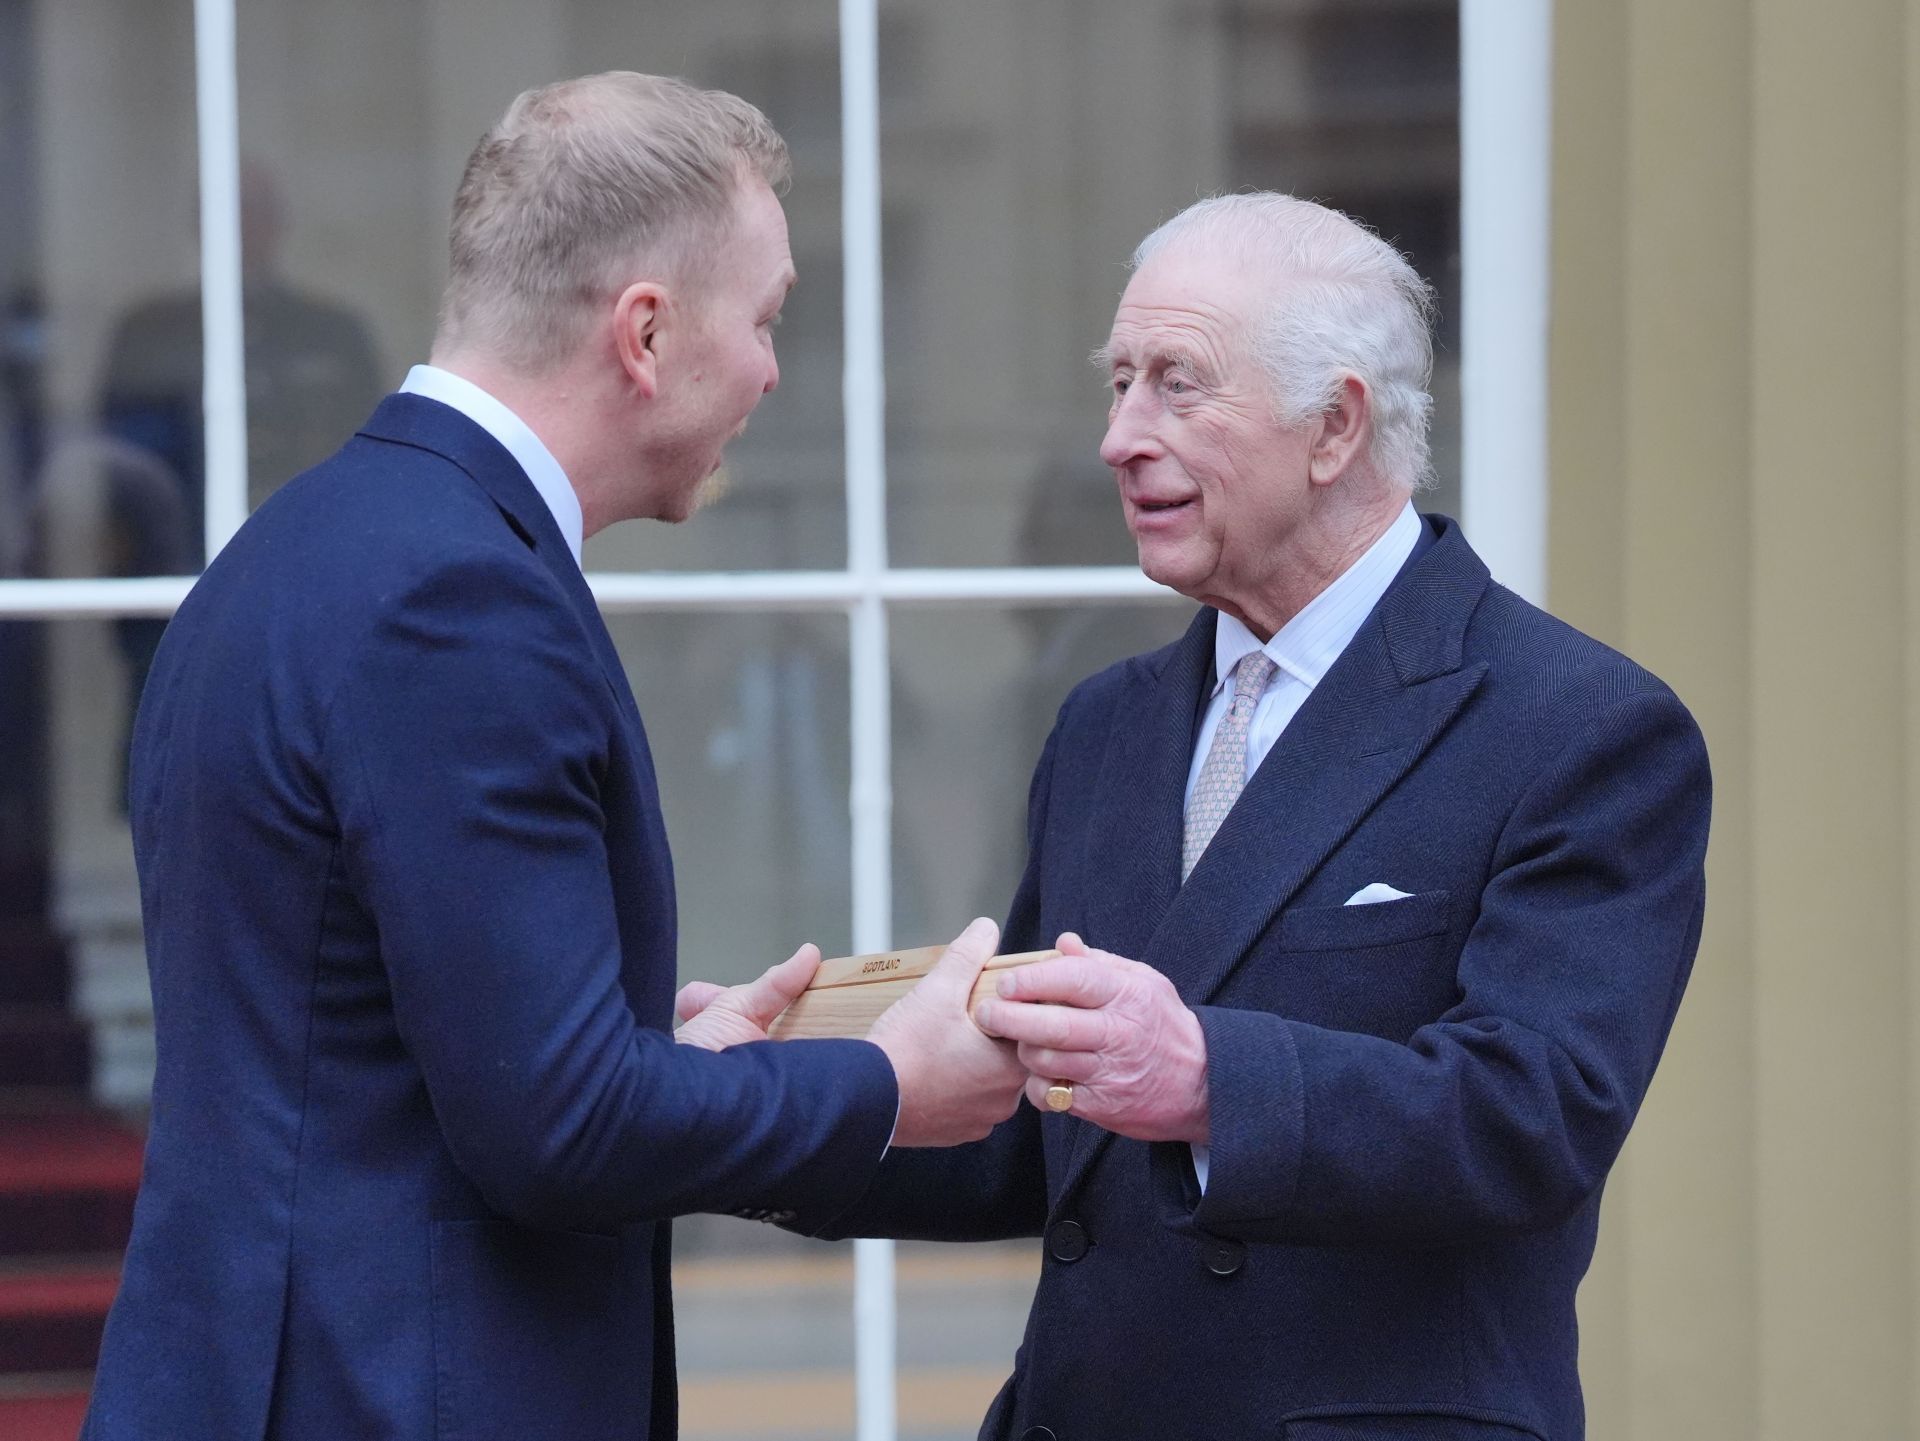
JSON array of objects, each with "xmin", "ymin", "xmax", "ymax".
[{"xmin": 1191, "ymin": 1142, "xmax": 1210, "ymax": 1193}]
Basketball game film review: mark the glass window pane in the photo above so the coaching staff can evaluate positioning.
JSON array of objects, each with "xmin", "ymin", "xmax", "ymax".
[
  {"xmin": 611, "ymin": 608, "xmax": 862, "ymax": 1440},
  {"xmin": 882, "ymin": 0, "xmax": 1462, "ymax": 568},
  {"xmin": 3, "ymin": 2, "xmax": 202, "ymax": 583},
  {"xmin": 889, "ymin": 601, "xmax": 1193, "ymax": 956},
  {"xmin": 1228, "ymin": 1, "xmax": 1461, "ymax": 511},
  {"xmin": 612, "ymin": 610, "xmax": 853, "ymax": 980},
  {"xmin": 232, "ymin": 1, "xmax": 847, "ymax": 571}
]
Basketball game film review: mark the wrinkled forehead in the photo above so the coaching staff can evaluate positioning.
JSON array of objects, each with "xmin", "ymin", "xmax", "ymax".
[{"xmin": 1104, "ymin": 247, "xmax": 1272, "ymax": 365}]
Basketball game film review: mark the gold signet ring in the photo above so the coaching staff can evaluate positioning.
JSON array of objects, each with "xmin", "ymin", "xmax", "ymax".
[{"xmin": 1044, "ymin": 1082, "xmax": 1074, "ymax": 1113}]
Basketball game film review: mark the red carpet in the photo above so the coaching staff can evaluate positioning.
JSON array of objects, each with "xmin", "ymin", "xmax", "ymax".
[
  {"xmin": 0, "ymin": 1386, "xmax": 92, "ymax": 1441},
  {"xmin": 0, "ymin": 1107, "xmax": 142, "ymax": 1437},
  {"xmin": 0, "ymin": 1112, "xmax": 144, "ymax": 1195},
  {"xmin": 0, "ymin": 900, "xmax": 126, "ymax": 1436},
  {"xmin": 0, "ymin": 1268, "xmax": 121, "ymax": 1323},
  {"xmin": 0, "ymin": 1110, "xmax": 143, "ymax": 1264}
]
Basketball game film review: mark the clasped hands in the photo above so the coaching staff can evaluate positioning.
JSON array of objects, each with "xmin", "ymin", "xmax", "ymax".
[{"xmin": 675, "ymin": 922, "xmax": 1209, "ymax": 1149}]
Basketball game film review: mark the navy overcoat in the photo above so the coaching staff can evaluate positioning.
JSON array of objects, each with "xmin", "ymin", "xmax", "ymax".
[
  {"xmin": 84, "ymin": 394, "xmax": 898, "ymax": 1441},
  {"xmin": 806, "ymin": 516, "xmax": 1711, "ymax": 1441}
]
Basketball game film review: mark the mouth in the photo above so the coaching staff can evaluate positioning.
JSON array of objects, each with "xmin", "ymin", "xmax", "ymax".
[{"xmin": 1130, "ymin": 496, "xmax": 1197, "ymax": 522}]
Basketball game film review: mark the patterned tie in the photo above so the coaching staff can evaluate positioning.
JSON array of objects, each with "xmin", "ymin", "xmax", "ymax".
[{"xmin": 1182, "ymin": 651, "xmax": 1278, "ymax": 881}]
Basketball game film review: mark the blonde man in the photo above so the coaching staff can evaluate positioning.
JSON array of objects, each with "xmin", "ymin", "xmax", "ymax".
[{"xmin": 83, "ymin": 73, "xmax": 1022, "ymax": 1441}]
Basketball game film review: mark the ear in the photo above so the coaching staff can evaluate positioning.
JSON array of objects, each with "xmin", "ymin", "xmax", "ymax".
[
  {"xmin": 613, "ymin": 281, "xmax": 670, "ymax": 400},
  {"xmin": 1307, "ymin": 373, "xmax": 1371, "ymax": 486}
]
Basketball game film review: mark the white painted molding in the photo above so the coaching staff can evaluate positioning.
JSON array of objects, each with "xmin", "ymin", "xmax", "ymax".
[
  {"xmin": 1460, "ymin": 0, "xmax": 1554, "ymax": 605},
  {"xmin": 194, "ymin": 0, "xmax": 249, "ymax": 561}
]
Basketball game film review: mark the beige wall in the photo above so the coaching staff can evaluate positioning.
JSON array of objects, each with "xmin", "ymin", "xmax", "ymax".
[{"xmin": 1551, "ymin": 2, "xmax": 1918, "ymax": 1436}]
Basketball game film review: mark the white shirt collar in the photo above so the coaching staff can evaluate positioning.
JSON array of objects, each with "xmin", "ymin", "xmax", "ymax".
[
  {"xmin": 1211, "ymin": 501, "xmax": 1424, "ymax": 696},
  {"xmin": 398, "ymin": 364, "xmax": 585, "ymax": 569}
]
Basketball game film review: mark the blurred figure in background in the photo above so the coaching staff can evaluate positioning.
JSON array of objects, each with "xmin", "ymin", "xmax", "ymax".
[
  {"xmin": 97, "ymin": 156, "xmax": 385, "ymax": 536},
  {"xmin": 92, "ymin": 158, "xmax": 384, "ymax": 795}
]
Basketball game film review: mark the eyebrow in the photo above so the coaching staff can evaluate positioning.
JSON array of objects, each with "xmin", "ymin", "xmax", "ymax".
[{"xmin": 1090, "ymin": 342, "xmax": 1206, "ymax": 376}]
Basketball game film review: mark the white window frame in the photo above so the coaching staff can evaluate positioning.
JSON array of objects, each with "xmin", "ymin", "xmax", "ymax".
[
  {"xmin": 0, "ymin": 1, "xmax": 1551, "ymax": 1437},
  {"xmin": 1461, "ymin": 0, "xmax": 1552, "ymax": 607}
]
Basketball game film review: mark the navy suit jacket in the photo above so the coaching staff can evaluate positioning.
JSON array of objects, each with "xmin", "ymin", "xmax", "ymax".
[
  {"xmin": 804, "ymin": 516, "xmax": 1710, "ymax": 1441},
  {"xmin": 83, "ymin": 394, "xmax": 899, "ymax": 1441}
]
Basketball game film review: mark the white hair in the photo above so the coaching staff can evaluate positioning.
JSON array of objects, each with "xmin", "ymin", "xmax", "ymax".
[
  {"xmin": 1131, "ymin": 193, "xmax": 1438, "ymax": 490},
  {"xmin": 437, "ymin": 72, "xmax": 790, "ymax": 374}
]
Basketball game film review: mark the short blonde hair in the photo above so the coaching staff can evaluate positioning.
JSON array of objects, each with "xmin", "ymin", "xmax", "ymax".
[{"xmin": 436, "ymin": 72, "xmax": 790, "ymax": 373}]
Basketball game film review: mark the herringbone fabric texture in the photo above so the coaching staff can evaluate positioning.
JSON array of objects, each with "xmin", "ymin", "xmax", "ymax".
[{"xmin": 1181, "ymin": 651, "xmax": 1277, "ymax": 880}]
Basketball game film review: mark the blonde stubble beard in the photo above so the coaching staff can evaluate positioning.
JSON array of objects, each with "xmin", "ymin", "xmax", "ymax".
[
  {"xmin": 690, "ymin": 462, "xmax": 734, "ymax": 514},
  {"xmin": 685, "ymin": 417, "xmax": 754, "ymax": 516}
]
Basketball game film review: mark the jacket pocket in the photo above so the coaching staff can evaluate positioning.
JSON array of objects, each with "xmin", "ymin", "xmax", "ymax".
[
  {"xmin": 429, "ymin": 1219, "xmax": 641, "ymax": 1441},
  {"xmin": 1225, "ymin": 889, "xmax": 1457, "ymax": 1043},
  {"xmin": 1283, "ymin": 1404, "xmax": 1546, "ymax": 1441},
  {"xmin": 1277, "ymin": 889, "xmax": 1452, "ymax": 952}
]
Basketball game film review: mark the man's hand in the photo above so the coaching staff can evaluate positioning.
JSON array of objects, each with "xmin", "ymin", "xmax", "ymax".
[
  {"xmin": 972, "ymin": 932, "xmax": 1210, "ymax": 1144},
  {"xmin": 674, "ymin": 944, "xmax": 822, "ymax": 1051},
  {"xmin": 865, "ymin": 918, "xmax": 1027, "ymax": 1148}
]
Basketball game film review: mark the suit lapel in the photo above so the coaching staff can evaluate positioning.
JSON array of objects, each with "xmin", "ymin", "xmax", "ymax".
[
  {"xmin": 1053, "ymin": 517, "xmax": 1493, "ymax": 1204},
  {"xmin": 1155, "ymin": 636, "xmax": 1486, "ymax": 1009},
  {"xmin": 1079, "ymin": 609, "xmax": 1216, "ymax": 963}
]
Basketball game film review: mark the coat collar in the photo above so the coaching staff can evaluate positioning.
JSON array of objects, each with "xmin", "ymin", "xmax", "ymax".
[
  {"xmin": 1059, "ymin": 514, "xmax": 1492, "ymax": 1198},
  {"xmin": 356, "ymin": 393, "xmax": 643, "ymax": 728}
]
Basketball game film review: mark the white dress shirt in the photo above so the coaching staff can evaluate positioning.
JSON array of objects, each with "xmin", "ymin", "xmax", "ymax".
[
  {"xmin": 1185, "ymin": 502, "xmax": 1424, "ymax": 809},
  {"xmin": 1187, "ymin": 501, "xmax": 1423, "ymax": 1190},
  {"xmin": 399, "ymin": 364, "xmax": 584, "ymax": 569}
]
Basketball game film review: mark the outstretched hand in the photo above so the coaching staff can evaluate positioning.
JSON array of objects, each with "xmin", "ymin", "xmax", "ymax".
[{"xmin": 674, "ymin": 944, "xmax": 822, "ymax": 1051}]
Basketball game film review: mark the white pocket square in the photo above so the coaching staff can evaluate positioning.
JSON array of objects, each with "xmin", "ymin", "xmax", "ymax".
[{"xmin": 1345, "ymin": 882, "xmax": 1415, "ymax": 906}]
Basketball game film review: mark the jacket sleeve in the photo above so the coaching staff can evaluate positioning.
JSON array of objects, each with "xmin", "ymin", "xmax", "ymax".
[
  {"xmin": 1194, "ymin": 684, "xmax": 1710, "ymax": 1246},
  {"xmin": 783, "ymin": 721, "xmax": 1067, "ymax": 1242},
  {"xmin": 325, "ymin": 551, "xmax": 899, "ymax": 1233},
  {"xmin": 800, "ymin": 1107, "xmax": 1048, "ymax": 1242}
]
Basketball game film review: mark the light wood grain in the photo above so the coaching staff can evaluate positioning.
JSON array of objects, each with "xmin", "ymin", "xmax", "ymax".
[{"xmin": 768, "ymin": 946, "xmax": 1058, "ymax": 1041}]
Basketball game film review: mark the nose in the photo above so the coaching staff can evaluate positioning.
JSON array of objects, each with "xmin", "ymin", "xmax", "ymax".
[{"xmin": 1100, "ymin": 386, "xmax": 1157, "ymax": 469}]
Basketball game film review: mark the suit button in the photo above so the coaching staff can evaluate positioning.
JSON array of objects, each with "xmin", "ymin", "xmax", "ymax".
[
  {"xmin": 1204, "ymin": 1237, "xmax": 1246, "ymax": 1276},
  {"xmin": 1045, "ymin": 1219, "xmax": 1089, "ymax": 1263},
  {"xmin": 1020, "ymin": 1429, "xmax": 1058, "ymax": 1441}
]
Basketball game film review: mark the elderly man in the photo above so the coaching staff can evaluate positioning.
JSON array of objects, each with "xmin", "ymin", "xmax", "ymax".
[
  {"xmin": 81, "ymin": 73, "xmax": 1021, "ymax": 1441},
  {"xmin": 790, "ymin": 195, "xmax": 1710, "ymax": 1441}
]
